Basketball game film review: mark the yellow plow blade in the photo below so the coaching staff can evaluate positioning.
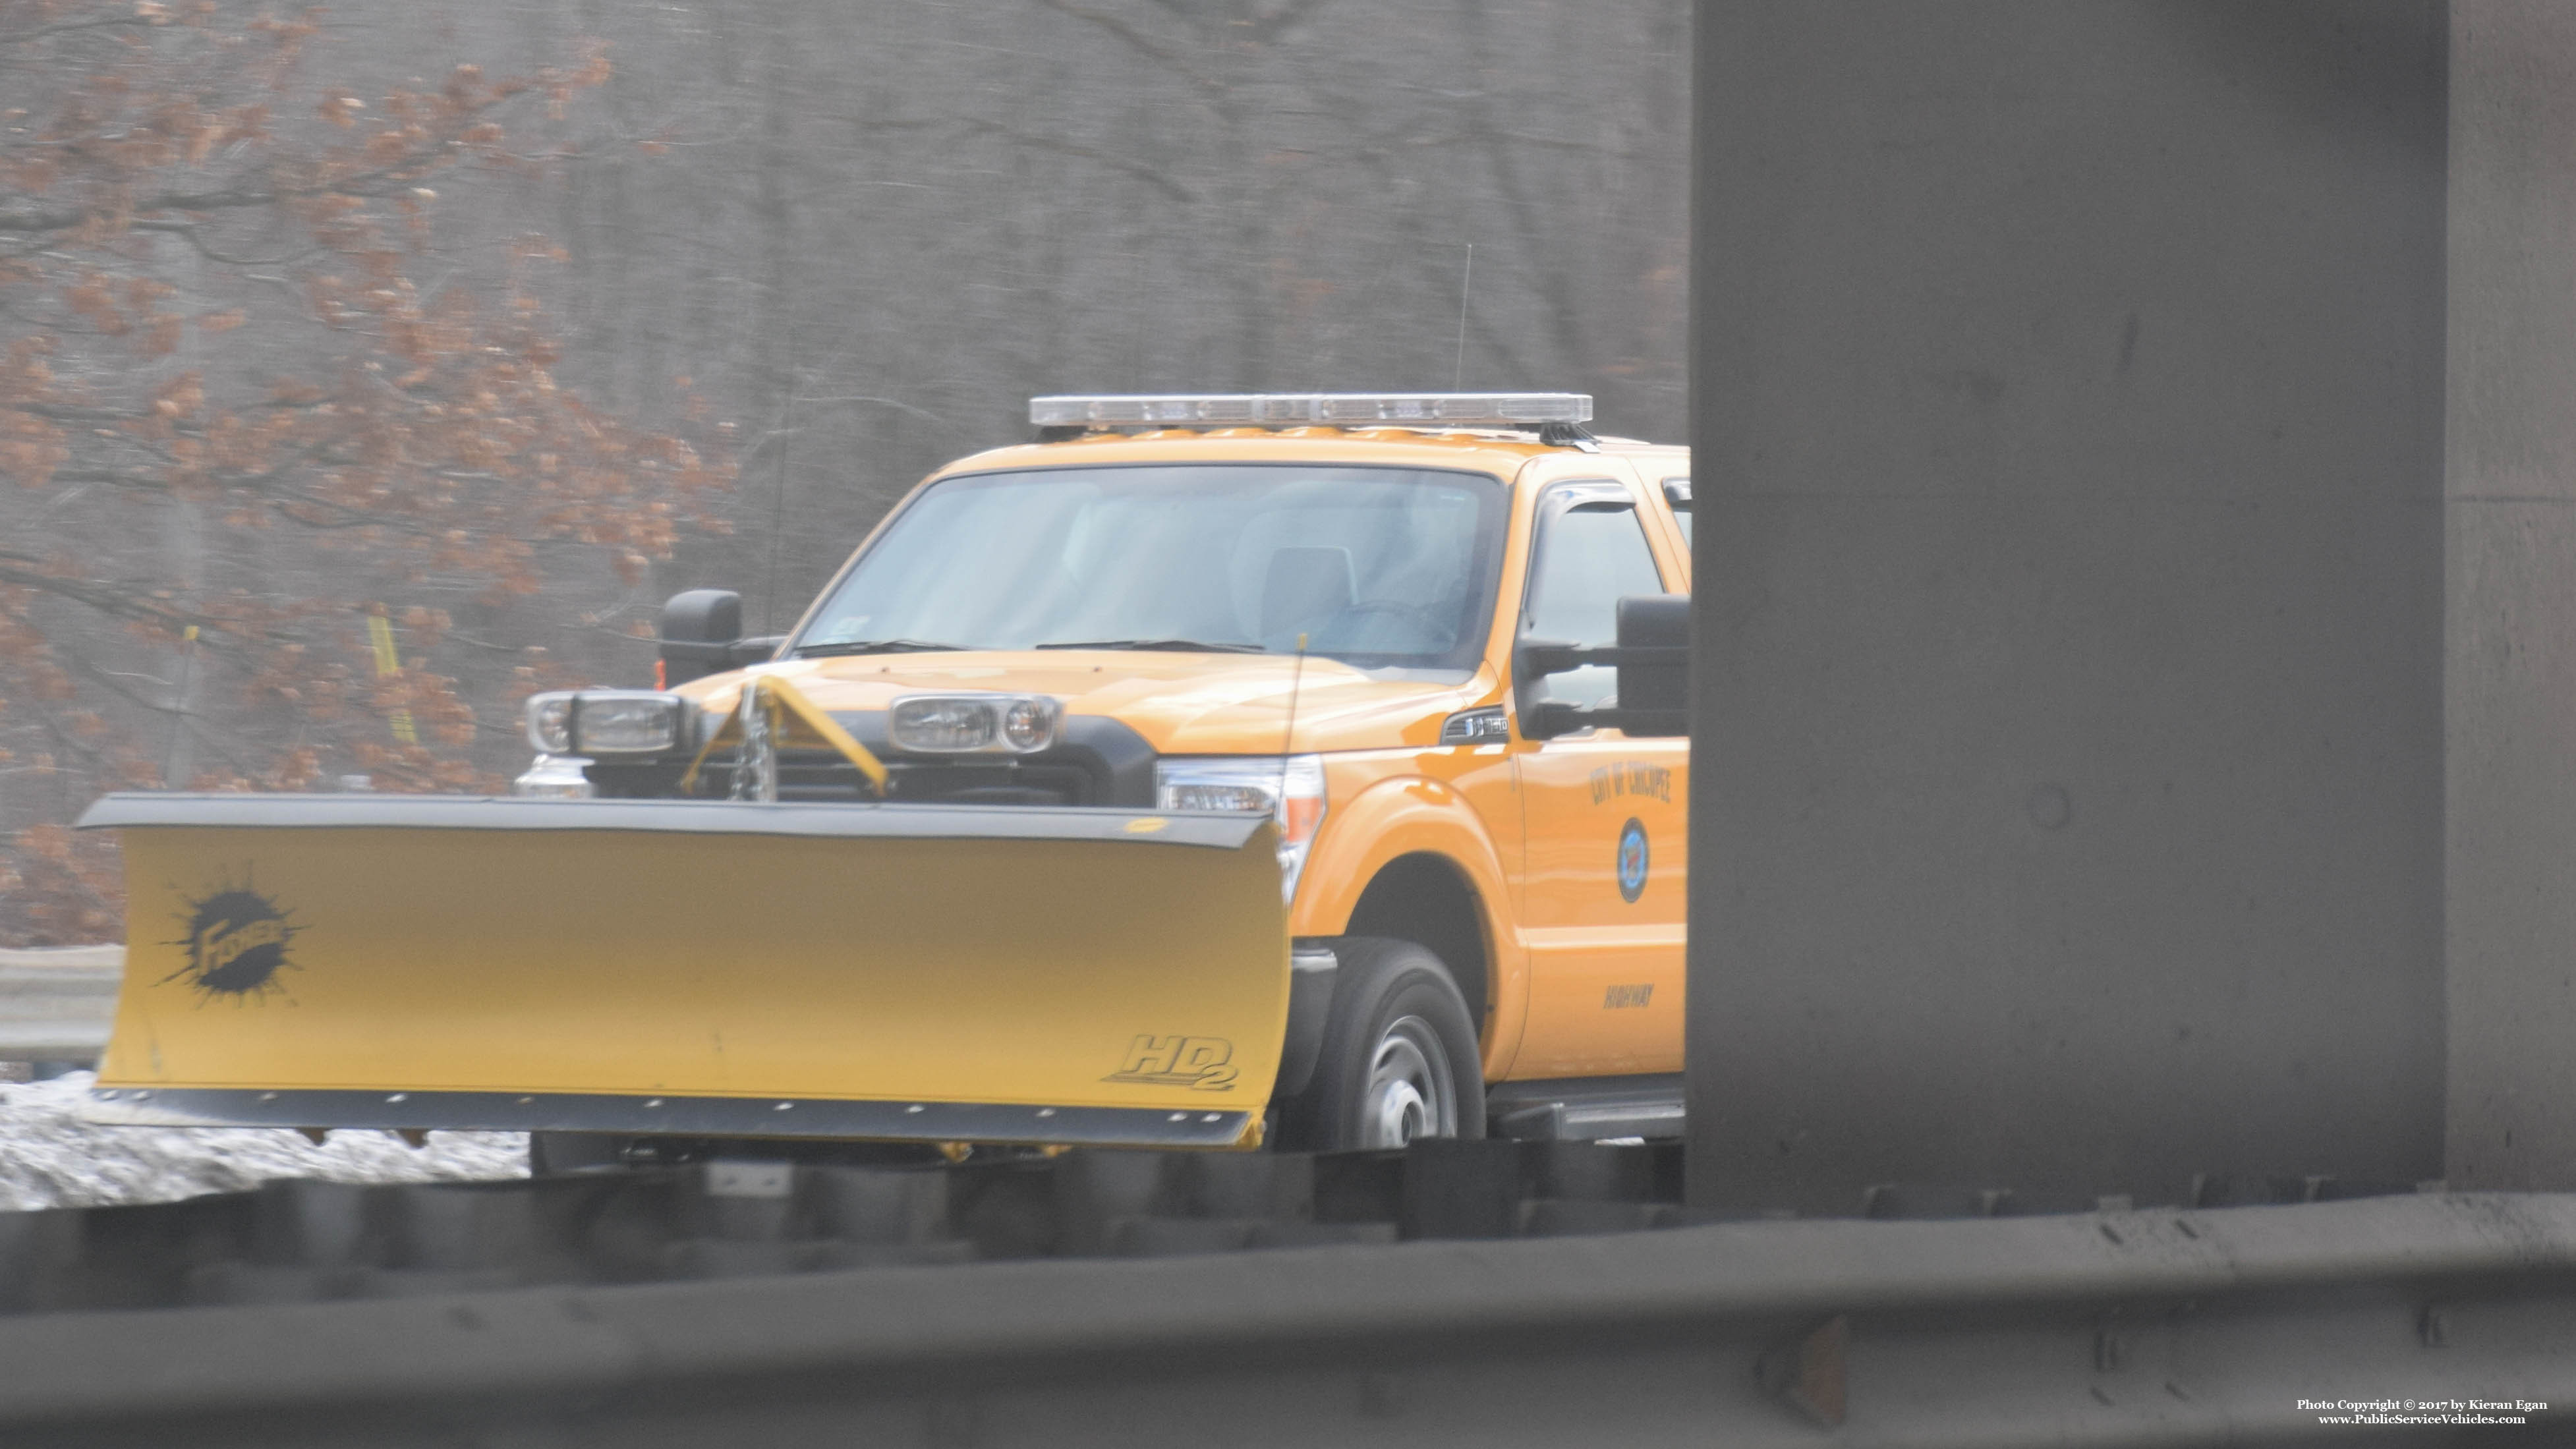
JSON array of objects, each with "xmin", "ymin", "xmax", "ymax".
[{"xmin": 76, "ymin": 795, "xmax": 1286, "ymax": 1149}]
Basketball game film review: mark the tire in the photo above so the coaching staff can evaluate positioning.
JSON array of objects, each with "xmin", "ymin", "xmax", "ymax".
[
  {"xmin": 529, "ymin": 1131, "xmax": 627, "ymax": 1175},
  {"xmin": 1278, "ymin": 936, "xmax": 1485, "ymax": 1152}
]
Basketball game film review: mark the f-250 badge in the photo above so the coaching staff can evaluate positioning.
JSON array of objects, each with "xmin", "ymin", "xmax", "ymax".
[
  {"xmin": 1106, "ymin": 1035, "xmax": 1238, "ymax": 1090},
  {"xmin": 163, "ymin": 876, "xmax": 301, "ymax": 1002}
]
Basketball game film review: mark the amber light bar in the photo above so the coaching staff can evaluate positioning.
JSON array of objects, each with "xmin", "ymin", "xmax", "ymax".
[{"xmin": 1029, "ymin": 393, "xmax": 1592, "ymax": 429}]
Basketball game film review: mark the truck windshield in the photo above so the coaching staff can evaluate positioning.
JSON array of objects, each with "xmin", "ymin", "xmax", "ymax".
[{"xmin": 795, "ymin": 465, "xmax": 1508, "ymax": 675}]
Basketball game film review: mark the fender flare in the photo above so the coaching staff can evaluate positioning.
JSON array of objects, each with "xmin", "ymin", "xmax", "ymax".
[{"xmin": 1292, "ymin": 774, "xmax": 1526, "ymax": 1082}]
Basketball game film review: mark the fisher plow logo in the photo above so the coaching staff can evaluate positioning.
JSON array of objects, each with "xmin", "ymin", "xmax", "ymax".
[
  {"xmin": 1106, "ymin": 1035, "xmax": 1239, "ymax": 1091},
  {"xmin": 163, "ymin": 876, "xmax": 302, "ymax": 1003}
]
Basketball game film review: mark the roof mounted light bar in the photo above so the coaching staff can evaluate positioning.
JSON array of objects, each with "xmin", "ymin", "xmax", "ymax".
[{"xmin": 1029, "ymin": 392, "xmax": 1592, "ymax": 430}]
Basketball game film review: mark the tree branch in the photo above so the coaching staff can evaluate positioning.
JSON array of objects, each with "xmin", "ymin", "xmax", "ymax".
[
  {"xmin": 0, "ymin": 96, "xmax": 540, "ymax": 237},
  {"xmin": 954, "ymin": 118, "xmax": 1201, "ymax": 203},
  {"xmin": 0, "ymin": 554, "xmax": 241, "ymax": 638},
  {"xmin": 0, "ymin": 13, "xmax": 151, "ymax": 47},
  {"xmin": 127, "ymin": 218, "xmax": 321, "ymax": 268},
  {"xmin": 1028, "ymin": 0, "xmax": 1227, "ymax": 95}
]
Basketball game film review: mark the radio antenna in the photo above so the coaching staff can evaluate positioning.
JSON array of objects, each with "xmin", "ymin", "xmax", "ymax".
[
  {"xmin": 1278, "ymin": 632, "xmax": 1308, "ymax": 832},
  {"xmin": 1281, "ymin": 631, "xmax": 1308, "ymax": 759},
  {"xmin": 761, "ymin": 406, "xmax": 792, "ymax": 635},
  {"xmin": 1452, "ymin": 243, "xmax": 1475, "ymax": 391}
]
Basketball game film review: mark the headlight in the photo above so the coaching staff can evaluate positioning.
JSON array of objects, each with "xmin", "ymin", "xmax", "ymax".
[
  {"xmin": 1002, "ymin": 698, "xmax": 1056, "ymax": 751},
  {"xmin": 1156, "ymin": 755, "xmax": 1327, "ymax": 903},
  {"xmin": 527, "ymin": 695, "xmax": 574, "ymax": 754},
  {"xmin": 522, "ymin": 691, "xmax": 687, "ymax": 756},
  {"xmin": 888, "ymin": 694, "xmax": 1061, "ymax": 754}
]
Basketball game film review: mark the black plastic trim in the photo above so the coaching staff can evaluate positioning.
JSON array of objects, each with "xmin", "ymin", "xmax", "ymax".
[
  {"xmin": 82, "ymin": 1087, "xmax": 1255, "ymax": 1148},
  {"xmin": 74, "ymin": 793, "xmax": 1261, "ymax": 849},
  {"xmin": 645, "ymin": 712, "xmax": 1159, "ymax": 808},
  {"xmin": 1276, "ymin": 941, "xmax": 1339, "ymax": 1098},
  {"xmin": 1485, "ymin": 1072, "xmax": 1686, "ymax": 1141}
]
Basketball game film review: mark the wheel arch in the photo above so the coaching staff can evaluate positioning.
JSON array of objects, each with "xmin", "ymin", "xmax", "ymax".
[
  {"xmin": 1341, "ymin": 852, "xmax": 1493, "ymax": 1044},
  {"xmin": 1294, "ymin": 770, "xmax": 1525, "ymax": 1080}
]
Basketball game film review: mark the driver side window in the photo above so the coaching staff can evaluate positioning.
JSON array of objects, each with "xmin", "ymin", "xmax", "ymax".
[{"xmin": 1521, "ymin": 487, "xmax": 1667, "ymax": 712}]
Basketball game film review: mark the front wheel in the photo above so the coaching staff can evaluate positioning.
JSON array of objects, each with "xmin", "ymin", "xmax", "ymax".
[{"xmin": 1278, "ymin": 937, "xmax": 1485, "ymax": 1152}]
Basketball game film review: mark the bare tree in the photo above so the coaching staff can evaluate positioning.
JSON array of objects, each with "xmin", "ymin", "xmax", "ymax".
[
  {"xmin": 0, "ymin": 1, "xmax": 731, "ymax": 940},
  {"xmin": 0, "ymin": 0, "xmax": 1689, "ymax": 941}
]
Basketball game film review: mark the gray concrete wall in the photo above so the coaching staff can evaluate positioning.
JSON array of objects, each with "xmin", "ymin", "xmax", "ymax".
[
  {"xmin": 2446, "ymin": 0, "xmax": 2576, "ymax": 1192},
  {"xmin": 1689, "ymin": 1, "xmax": 2451, "ymax": 1211}
]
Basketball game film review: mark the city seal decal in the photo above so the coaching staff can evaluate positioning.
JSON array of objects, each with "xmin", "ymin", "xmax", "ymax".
[
  {"xmin": 1617, "ymin": 818, "xmax": 1649, "ymax": 903},
  {"xmin": 162, "ymin": 875, "xmax": 302, "ymax": 1003}
]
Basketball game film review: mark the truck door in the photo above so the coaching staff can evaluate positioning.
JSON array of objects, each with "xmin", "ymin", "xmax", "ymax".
[{"xmin": 1509, "ymin": 480, "xmax": 1688, "ymax": 1078}]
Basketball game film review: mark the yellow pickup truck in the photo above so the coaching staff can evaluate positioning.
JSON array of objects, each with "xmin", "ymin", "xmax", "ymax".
[
  {"xmin": 76, "ymin": 393, "xmax": 1690, "ymax": 1161},
  {"xmin": 533, "ymin": 393, "xmax": 1693, "ymax": 1152}
]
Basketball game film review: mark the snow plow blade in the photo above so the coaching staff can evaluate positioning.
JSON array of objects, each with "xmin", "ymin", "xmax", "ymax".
[{"xmin": 73, "ymin": 795, "xmax": 1287, "ymax": 1149}]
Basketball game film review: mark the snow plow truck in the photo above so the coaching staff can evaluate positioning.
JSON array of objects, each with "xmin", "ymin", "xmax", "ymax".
[{"xmin": 77, "ymin": 393, "xmax": 1694, "ymax": 1162}]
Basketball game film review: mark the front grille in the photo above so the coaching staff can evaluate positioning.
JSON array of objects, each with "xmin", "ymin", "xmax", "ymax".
[
  {"xmin": 882, "ymin": 759, "xmax": 1097, "ymax": 807},
  {"xmin": 698, "ymin": 753, "xmax": 1101, "ymax": 807},
  {"xmin": 608, "ymin": 710, "xmax": 1160, "ymax": 807}
]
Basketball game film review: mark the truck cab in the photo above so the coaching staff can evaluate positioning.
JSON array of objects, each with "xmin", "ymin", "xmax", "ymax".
[{"xmin": 519, "ymin": 393, "xmax": 1692, "ymax": 1152}]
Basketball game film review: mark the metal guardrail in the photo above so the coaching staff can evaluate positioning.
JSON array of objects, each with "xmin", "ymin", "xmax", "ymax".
[
  {"xmin": 1, "ymin": 1151, "xmax": 2571, "ymax": 1444},
  {"xmin": 3, "ymin": 947, "xmax": 2566, "ymax": 1441},
  {"xmin": 0, "ymin": 946, "xmax": 118, "ymax": 1063}
]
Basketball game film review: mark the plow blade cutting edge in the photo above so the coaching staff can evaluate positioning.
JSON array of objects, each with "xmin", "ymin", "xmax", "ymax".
[{"xmin": 73, "ymin": 795, "xmax": 1288, "ymax": 1149}]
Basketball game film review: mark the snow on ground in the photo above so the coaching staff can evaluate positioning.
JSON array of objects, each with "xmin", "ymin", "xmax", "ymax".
[{"xmin": 0, "ymin": 1071, "xmax": 526, "ymax": 1211}]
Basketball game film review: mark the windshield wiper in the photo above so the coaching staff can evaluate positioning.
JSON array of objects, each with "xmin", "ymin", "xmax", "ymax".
[
  {"xmin": 1034, "ymin": 638, "xmax": 1269, "ymax": 654},
  {"xmin": 791, "ymin": 639, "xmax": 967, "ymax": 658}
]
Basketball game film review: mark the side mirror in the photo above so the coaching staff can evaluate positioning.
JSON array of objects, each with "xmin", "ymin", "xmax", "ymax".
[
  {"xmin": 1509, "ymin": 594, "xmax": 1690, "ymax": 741},
  {"xmin": 1611, "ymin": 594, "xmax": 1689, "ymax": 737},
  {"xmin": 1512, "ymin": 637, "xmax": 1585, "ymax": 741},
  {"xmin": 658, "ymin": 589, "xmax": 741, "ymax": 687}
]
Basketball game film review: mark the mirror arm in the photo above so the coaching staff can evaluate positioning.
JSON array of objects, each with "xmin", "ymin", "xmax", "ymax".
[
  {"xmin": 1578, "ymin": 706, "xmax": 1690, "ymax": 736},
  {"xmin": 1511, "ymin": 637, "xmax": 1691, "ymax": 741},
  {"xmin": 1526, "ymin": 644, "xmax": 1689, "ymax": 672},
  {"xmin": 728, "ymin": 635, "xmax": 787, "ymax": 667},
  {"xmin": 657, "ymin": 639, "xmax": 737, "ymax": 663}
]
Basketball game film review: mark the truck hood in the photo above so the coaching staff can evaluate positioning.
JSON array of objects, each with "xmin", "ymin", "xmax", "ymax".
[{"xmin": 683, "ymin": 650, "xmax": 1493, "ymax": 755}]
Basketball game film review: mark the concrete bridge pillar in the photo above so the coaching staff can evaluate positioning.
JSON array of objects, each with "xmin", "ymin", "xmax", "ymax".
[
  {"xmin": 2442, "ymin": 0, "xmax": 2576, "ymax": 1192},
  {"xmin": 1684, "ymin": 1, "xmax": 2544, "ymax": 1210}
]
